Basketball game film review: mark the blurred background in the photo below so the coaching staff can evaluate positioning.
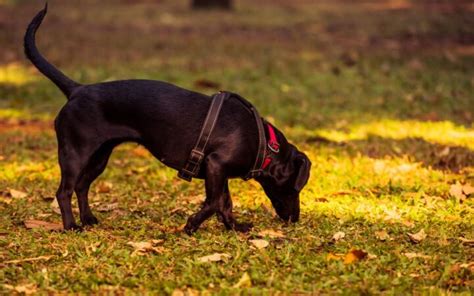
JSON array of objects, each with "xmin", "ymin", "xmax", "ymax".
[{"xmin": 1, "ymin": 0, "xmax": 473, "ymax": 128}]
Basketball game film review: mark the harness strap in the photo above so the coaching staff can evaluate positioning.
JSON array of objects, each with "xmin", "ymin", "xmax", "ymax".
[
  {"xmin": 178, "ymin": 92, "xmax": 227, "ymax": 181},
  {"xmin": 224, "ymin": 92, "xmax": 267, "ymax": 180},
  {"xmin": 243, "ymin": 105, "xmax": 266, "ymax": 180},
  {"xmin": 261, "ymin": 123, "xmax": 280, "ymax": 170},
  {"xmin": 178, "ymin": 91, "xmax": 279, "ymax": 182}
]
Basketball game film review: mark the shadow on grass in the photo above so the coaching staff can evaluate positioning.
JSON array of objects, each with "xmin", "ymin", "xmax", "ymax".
[{"xmin": 306, "ymin": 134, "xmax": 474, "ymax": 173}]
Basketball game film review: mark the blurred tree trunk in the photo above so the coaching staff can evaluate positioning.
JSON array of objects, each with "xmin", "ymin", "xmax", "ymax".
[{"xmin": 192, "ymin": 0, "xmax": 232, "ymax": 10}]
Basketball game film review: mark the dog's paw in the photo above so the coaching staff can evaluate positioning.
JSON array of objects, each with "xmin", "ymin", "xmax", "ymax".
[
  {"xmin": 184, "ymin": 223, "xmax": 199, "ymax": 236},
  {"xmin": 233, "ymin": 222, "xmax": 253, "ymax": 233},
  {"xmin": 81, "ymin": 215, "xmax": 99, "ymax": 226},
  {"xmin": 64, "ymin": 223, "xmax": 83, "ymax": 232}
]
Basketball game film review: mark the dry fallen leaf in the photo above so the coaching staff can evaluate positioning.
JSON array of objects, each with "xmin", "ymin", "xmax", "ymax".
[
  {"xmin": 97, "ymin": 181, "xmax": 113, "ymax": 193},
  {"xmin": 233, "ymin": 272, "xmax": 252, "ymax": 288},
  {"xmin": 451, "ymin": 262, "xmax": 474, "ymax": 276},
  {"xmin": 462, "ymin": 183, "xmax": 474, "ymax": 196},
  {"xmin": 198, "ymin": 253, "xmax": 231, "ymax": 263},
  {"xmin": 4, "ymin": 255, "xmax": 55, "ymax": 264},
  {"xmin": 373, "ymin": 160, "xmax": 387, "ymax": 174},
  {"xmin": 404, "ymin": 252, "xmax": 432, "ymax": 259},
  {"xmin": 402, "ymin": 220, "xmax": 415, "ymax": 228},
  {"xmin": 41, "ymin": 195, "xmax": 55, "ymax": 201},
  {"xmin": 3, "ymin": 283, "xmax": 37, "ymax": 295},
  {"xmin": 344, "ymin": 249, "xmax": 368, "ymax": 264},
  {"xmin": 459, "ymin": 237, "xmax": 474, "ymax": 245},
  {"xmin": 257, "ymin": 229, "xmax": 285, "ymax": 238},
  {"xmin": 459, "ymin": 262, "xmax": 474, "ymax": 272},
  {"xmin": 132, "ymin": 146, "xmax": 150, "ymax": 157},
  {"xmin": 327, "ymin": 249, "xmax": 368, "ymax": 264},
  {"xmin": 50, "ymin": 199, "xmax": 61, "ymax": 215},
  {"xmin": 367, "ymin": 253, "xmax": 378, "ymax": 260},
  {"xmin": 408, "ymin": 229, "xmax": 427, "ymax": 243},
  {"xmin": 24, "ymin": 220, "xmax": 63, "ymax": 231},
  {"xmin": 9, "ymin": 189, "xmax": 27, "ymax": 199},
  {"xmin": 332, "ymin": 231, "xmax": 345, "ymax": 241},
  {"xmin": 383, "ymin": 208, "xmax": 402, "ymax": 222},
  {"xmin": 167, "ymin": 223, "xmax": 187, "ymax": 234},
  {"xmin": 449, "ymin": 183, "xmax": 474, "ymax": 203},
  {"xmin": 0, "ymin": 195, "xmax": 12, "ymax": 204},
  {"xmin": 95, "ymin": 202, "xmax": 119, "ymax": 212},
  {"xmin": 171, "ymin": 288, "xmax": 199, "ymax": 296},
  {"xmin": 326, "ymin": 253, "xmax": 343, "ymax": 261},
  {"xmin": 85, "ymin": 242, "xmax": 101, "ymax": 256},
  {"xmin": 171, "ymin": 289, "xmax": 185, "ymax": 296},
  {"xmin": 249, "ymin": 239, "xmax": 269, "ymax": 249},
  {"xmin": 330, "ymin": 190, "xmax": 359, "ymax": 196},
  {"xmin": 450, "ymin": 183, "xmax": 465, "ymax": 202},
  {"xmin": 171, "ymin": 288, "xmax": 200, "ymax": 296},
  {"xmin": 194, "ymin": 79, "xmax": 220, "ymax": 89},
  {"xmin": 375, "ymin": 230, "xmax": 390, "ymax": 241},
  {"xmin": 438, "ymin": 147, "xmax": 450, "ymax": 157},
  {"xmin": 127, "ymin": 240, "xmax": 164, "ymax": 256}
]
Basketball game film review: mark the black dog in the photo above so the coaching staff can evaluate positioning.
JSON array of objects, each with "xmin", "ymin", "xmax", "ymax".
[{"xmin": 24, "ymin": 5, "xmax": 311, "ymax": 234}]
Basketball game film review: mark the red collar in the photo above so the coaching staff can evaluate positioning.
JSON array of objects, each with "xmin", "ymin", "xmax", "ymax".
[{"xmin": 261, "ymin": 123, "xmax": 280, "ymax": 169}]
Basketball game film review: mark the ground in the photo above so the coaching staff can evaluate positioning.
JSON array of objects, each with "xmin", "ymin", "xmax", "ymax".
[{"xmin": 0, "ymin": 0, "xmax": 473, "ymax": 294}]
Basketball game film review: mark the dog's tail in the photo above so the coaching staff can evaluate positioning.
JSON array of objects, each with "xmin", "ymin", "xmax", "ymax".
[{"xmin": 24, "ymin": 3, "xmax": 80, "ymax": 98}]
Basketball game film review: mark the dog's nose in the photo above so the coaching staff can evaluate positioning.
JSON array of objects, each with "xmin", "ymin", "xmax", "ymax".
[{"xmin": 289, "ymin": 214, "xmax": 299, "ymax": 222}]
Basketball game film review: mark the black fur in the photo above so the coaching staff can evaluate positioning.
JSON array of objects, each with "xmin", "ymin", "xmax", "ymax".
[{"xmin": 24, "ymin": 5, "xmax": 311, "ymax": 234}]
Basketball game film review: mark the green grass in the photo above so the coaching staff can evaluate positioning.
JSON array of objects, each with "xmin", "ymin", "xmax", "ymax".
[{"xmin": 0, "ymin": 0, "xmax": 473, "ymax": 294}]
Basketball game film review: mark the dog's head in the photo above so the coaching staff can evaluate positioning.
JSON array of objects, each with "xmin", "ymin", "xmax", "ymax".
[{"xmin": 256, "ymin": 134, "xmax": 311, "ymax": 223}]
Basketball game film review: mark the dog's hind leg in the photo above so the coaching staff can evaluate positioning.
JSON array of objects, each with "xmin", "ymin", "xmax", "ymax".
[
  {"xmin": 75, "ymin": 144, "xmax": 114, "ymax": 227},
  {"xmin": 56, "ymin": 147, "xmax": 89, "ymax": 231}
]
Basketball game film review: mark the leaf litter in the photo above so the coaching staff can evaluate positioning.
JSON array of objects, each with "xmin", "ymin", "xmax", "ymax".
[
  {"xmin": 24, "ymin": 220, "xmax": 63, "ymax": 231},
  {"xmin": 332, "ymin": 231, "xmax": 345, "ymax": 242},
  {"xmin": 408, "ymin": 229, "xmax": 427, "ymax": 243},
  {"xmin": 249, "ymin": 239, "xmax": 269, "ymax": 249},
  {"xmin": 327, "ymin": 249, "xmax": 369, "ymax": 264},
  {"xmin": 127, "ymin": 240, "xmax": 165, "ymax": 256},
  {"xmin": 257, "ymin": 229, "xmax": 285, "ymax": 238},
  {"xmin": 197, "ymin": 253, "xmax": 231, "ymax": 263}
]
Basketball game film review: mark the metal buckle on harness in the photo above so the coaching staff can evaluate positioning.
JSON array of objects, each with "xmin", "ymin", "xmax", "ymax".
[
  {"xmin": 268, "ymin": 142, "xmax": 280, "ymax": 153},
  {"xmin": 188, "ymin": 149, "xmax": 204, "ymax": 165}
]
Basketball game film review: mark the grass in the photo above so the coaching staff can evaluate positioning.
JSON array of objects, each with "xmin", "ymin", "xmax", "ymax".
[{"xmin": 0, "ymin": 0, "xmax": 473, "ymax": 294}]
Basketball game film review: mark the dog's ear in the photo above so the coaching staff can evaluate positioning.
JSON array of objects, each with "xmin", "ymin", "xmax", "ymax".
[{"xmin": 293, "ymin": 155, "xmax": 311, "ymax": 191}]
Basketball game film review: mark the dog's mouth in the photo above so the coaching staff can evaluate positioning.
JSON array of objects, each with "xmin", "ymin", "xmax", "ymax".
[
  {"xmin": 275, "ymin": 207, "xmax": 300, "ymax": 222},
  {"xmin": 271, "ymin": 194, "xmax": 300, "ymax": 223}
]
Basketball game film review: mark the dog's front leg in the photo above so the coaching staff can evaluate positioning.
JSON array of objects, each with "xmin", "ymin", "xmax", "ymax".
[
  {"xmin": 218, "ymin": 182, "xmax": 253, "ymax": 233},
  {"xmin": 184, "ymin": 155, "xmax": 223, "ymax": 235},
  {"xmin": 184, "ymin": 154, "xmax": 252, "ymax": 235}
]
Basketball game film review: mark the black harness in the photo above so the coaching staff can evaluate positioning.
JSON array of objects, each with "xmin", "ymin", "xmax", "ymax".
[{"xmin": 178, "ymin": 91, "xmax": 269, "ymax": 181}]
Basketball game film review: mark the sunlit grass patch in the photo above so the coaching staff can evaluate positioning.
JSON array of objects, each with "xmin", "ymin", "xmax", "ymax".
[
  {"xmin": 0, "ymin": 108, "xmax": 54, "ymax": 121},
  {"xmin": 0, "ymin": 63, "xmax": 38, "ymax": 86},
  {"xmin": 306, "ymin": 119, "xmax": 474, "ymax": 149},
  {"xmin": 1, "ymin": 122, "xmax": 472, "ymax": 294},
  {"xmin": 0, "ymin": 108, "xmax": 29, "ymax": 120},
  {"xmin": 0, "ymin": 159, "xmax": 58, "ymax": 183},
  {"xmin": 300, "ymin": 147, "xmax": 468, "ymax": 219},
  {"xmin": 294, "ymin": 117, "xmax": 473, "ymax": 227}
]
